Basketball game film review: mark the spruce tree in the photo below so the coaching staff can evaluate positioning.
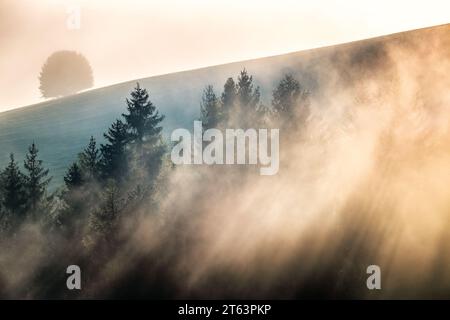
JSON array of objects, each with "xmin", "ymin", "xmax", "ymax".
[
  {"xmin": 64, "ymin": 162, "xmax": 84, "ymax": 190},
  {"xmin": 23, "ymin": 142, "xmax": 52, "ymax": 212},
  {"xmin": 122, "ymin": 83, "xmax": 164, "ymax": 147},
  {"xmin": 89, "ymin": 180, "xmax": 121, "ymax": 238},
  {"xmin": 272, "ymin": 74, "xmax": 309, "ymax": 124},
  {"xmin": 100, "ymin": 119, "xmax": 129, "ymax": 181},
  {"xmin": 79, "ymin": 136, "xmax": 100, "ymax": 180},
  {"xmin": 272, "ymin": 74, "xmax": 303, "ymax": 113},
  {"xmin": 237, "ymin": 69, "xmax": 260, "ymax": 109},
  {"xmin": 122, "ymin": 83, "xmax": 165, "ymax": 179},
  {"xmin": 200, "ymin": 85, "xmax": 220, "ymax": 130},
  {"xmin": 1, "ymin": 154, "xmax": 26, "ymax": 217},
  {"xmin": 61, "ymin": 162, "xmax": 86, "ymax": 231},
  {"xmin": 221, "ymin": 77, "xmax": 237, "ymax": 122}
]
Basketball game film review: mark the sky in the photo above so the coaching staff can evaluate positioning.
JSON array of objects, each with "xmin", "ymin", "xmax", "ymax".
[{"xmin": 0, "ymin": 0, "xmax": 449, "ymax": 112}]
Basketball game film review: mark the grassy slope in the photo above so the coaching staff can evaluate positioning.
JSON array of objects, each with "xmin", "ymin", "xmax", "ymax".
[{"xmin": 0, "ymin": 24, "xmax": 448, "ymax": 188}]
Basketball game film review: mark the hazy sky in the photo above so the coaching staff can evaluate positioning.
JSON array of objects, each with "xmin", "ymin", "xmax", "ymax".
[{"xmin": 0, "ymin": 0, "xmax": 449, "ymax": 112}]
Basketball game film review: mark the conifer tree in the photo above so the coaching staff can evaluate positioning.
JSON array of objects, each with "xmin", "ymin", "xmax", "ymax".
[
  {"xmin": 89, "ymin": 180, "xmax": 122, "ymax": 238},
  {"xmin": 272, "ymin": 74, "xmax": 307, "ymax": 118},
  {"xmin": 237, "ymin": 69, "xmax": 260, "ymax": 109},
  {"xmin": 226, "ymin": 69, "xmax": 262, "ymax": 127},
  {"xmin": 23, "ymin": 142, "xmax": 52, "ymax": 213},
  {"xmin": 100, "ymin": 119, "xmax": 129, "ymax": 181},
  {"xmin": 122, "ymin": 83, "xmax": 165, "ymax": 179},
  {"xmin": 200, "ymin": 85, "xmax": 220, "ymax": 130},
  {"xmin": 221, "ymin": 77, "xmax": 237, "ymax": 122},
  {"xmin": 61, "ymin": 158, "xmax": 103, "ymax": 236},
  {"xmin": 122, "ymin": 83, "xmax": 164, "ymax": 147},
  {"xmin": 79, "ymin": 136, "xmax": 100, "ymax": 180},
  {"xmin": 61, "ymin": 162, "xmax": 86, "ymax": 229},
  {"xmin": 64, "ymin": 162, "xmax": 84, "ymax": 190},
  {"xmin": 1, "ymin": 154, "xmax": 26, "ymax": 217}
]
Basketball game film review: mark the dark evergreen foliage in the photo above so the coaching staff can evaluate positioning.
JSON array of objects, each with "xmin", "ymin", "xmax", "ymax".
[
  {"xmin": 64, "ymin": 162, "xmax": 84, "ymax": 190},
  {"xmin": 237, "ymin": 69, "xmax": 260, "ymax": 110},
  {"xmin": 220, "ymin": 77, "xmax": 237, "ymax": 122},
  {"xmin": 272, "ymin": 74, "xmax": 309, "ymax": 123},
  {"xmin": 23, "ymin": 142, "xmax": 52, "ymax": 213},
  {"xmin": 122, "ymin": 83, "xmax": 166, "ymax": 179},
  {"xmin": 122, "ymin": 83, "xmax": 164, "ymax": 147},
  {"xmin": 89, "ymin": 180, "xmax": 122, "ymax": 240},
  {"xmin": 100, "ymin": 119, "xmax": 129, "ymax": 181},
  {"xmin": 79, "ymin": 136, "xmax": 100, "ymax": 181},
  {"xmin": 0, "ymin": 72, "xmax": 316, "ymax": 298},
  {"xmin": 200, "ymin": 85, "xmax": 221, "ymax": 130},
  {"xmin": 1, "ymin": 154, "xmax": 26, "ymax": 217}
]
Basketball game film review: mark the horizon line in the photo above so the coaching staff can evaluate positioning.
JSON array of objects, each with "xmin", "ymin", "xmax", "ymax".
[{"xmin": 1, "ymin": 22, "xmax": 448, "ymax": 115}]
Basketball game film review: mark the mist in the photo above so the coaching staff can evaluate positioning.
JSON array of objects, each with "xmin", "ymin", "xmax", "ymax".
[
  {"xmin": 0, "ymin": 24, "xmax": 449, "ymax": 299},
  {"xmin": 1, "ymin": 0, "xmax": 449, "ymax": 111}
]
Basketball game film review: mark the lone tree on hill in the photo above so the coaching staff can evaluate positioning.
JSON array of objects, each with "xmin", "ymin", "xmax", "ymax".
[{"xmin": 38, "ymin": 50, "xmax": 93, "ymax": 98}]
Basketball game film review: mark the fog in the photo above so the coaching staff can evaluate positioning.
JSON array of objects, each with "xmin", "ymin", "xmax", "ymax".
[
  {"xmin": 0, "ymin": 24, "xmax": 449, "ymax": 299},
  {"xmin": 1, "ymin": 0, "xmax": 449, "ymax": 111}
]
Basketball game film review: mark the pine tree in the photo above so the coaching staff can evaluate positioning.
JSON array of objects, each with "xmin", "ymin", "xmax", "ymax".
[
  {"xmin": 100, "ymin": 119, "xmax": 129, "ymax": 181},
  {"xmin": 23, "ymin": 142, "xmax": 52, "ymax": 213},
  {"xmin": 237, "ymin": 69, "xmax": 260, "ymax": 109},
  {"xmin": 79, "ymin": 136, "xmax": 100, "ymax": 180},
  {"xmin": 64, "ymin": 162, "xmax": 84, "ymax": 190},
  {"xmin": 200, "ymin": 85, "xmax": 220, "ymax": 130},
  {"xmin": 1, "ymin": 154, "xmax": 26, "ymax": 217},
  {"xmin": 226, "ymin": 69, "xmax": 262, "ymax": 127},
  {"xmin": 61, "ymin": 161, "xmax": 85, "ymax": 229},
  {"xmin": 101, "ymin": 181, "xmax": 121, "ymax": 225},
  {"xmin": 89, "ymin": 180, "xmax": 122, "ymax": 238},
  {"xmin": 221, "ymin": 77, "xmax": 237, "ymax": 122},
  {"xmin": 272, "ymin": 74, "xmax": 308, "ymax": 119},
  {"xmin": 122, "ymin": 83, "xmax": 164, "ymax": 147},
  {"xmin": 122, "ymin": 83, "xmax": 166, "ymax": 179},
  {"xmin": 61, "ymin": 159, "xmax": 98, "ymax": 235}
]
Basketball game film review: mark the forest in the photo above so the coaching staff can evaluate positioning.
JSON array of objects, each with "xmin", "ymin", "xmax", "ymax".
[
  {"xmin": 1, "ymin": 25, "xmax": 450, "ymax": 298},
  {"xmin": 0, "ymin": 70, "xmax": 312, "ymax": 298}
]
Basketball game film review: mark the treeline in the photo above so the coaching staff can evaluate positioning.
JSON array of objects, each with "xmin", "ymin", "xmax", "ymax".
[
  {"xmin": 200, "ymin": 70, "xmax": 309, "ymax": 130},
  {"xmin": 0, "ymin": 70, "xmax": 308, "ymax": 242},
  {"xmin": 0, "ymin": 145, "xmax": 51, "ymax": 230}
]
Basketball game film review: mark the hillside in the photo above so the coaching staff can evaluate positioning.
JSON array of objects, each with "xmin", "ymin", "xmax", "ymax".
[{"xmin": 0, "ymin": 24, "xmax": 448, "ymax": 188}]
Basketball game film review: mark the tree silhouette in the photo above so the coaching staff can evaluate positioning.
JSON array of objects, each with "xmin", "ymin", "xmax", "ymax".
[
  {"xmin": 89, "ymin": 180, "xmax": 122, "ymax": 241},
  {"xmin": 200, "ymin": 85, "xmax": 220, "ymax": 130},
  {"xmin": 232, "ymin": 69, "xmax": 262, "ymax": 126},
  {"xmin": 122, "ymin": 83, "xmax": 165, "ymax": 178},
  {"xmin": 272, "ymin": 74, "xmax": 309, "ymax": 124},
  {"xmin": 23, "ymin": 142, "xmax": 51, "ymax": 213},
  {"xmin": 64, "ymin": 162, "xmax": 84, "ymax": 191},
  {"xmin": 237, "ymin": 69, "xmax": 260, "ymax": 110},
  {"xmin": 79, "ymin": 136, "xmax": 100, "ymax": 181},
  {"xmin": 100, "ymin": 120, "xmax": 129, "ymax": 181},
  {"xmin": 122, "ymin": 83, "xmax": 164, "ymax": 147},
  {"xmin": 221, "ymin": 77, "xmax": 237, "ymax": 123},
  {"xmin": 61, "ymin": 162, "xmax": 86, "ymax": 231},
  {"xmin": 38, "ymin": 51, "xmax": 93, "ymax": 98},
  {"xmin": 1, "ymin": 154, "xmax": 26, "ymax": 218}
]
